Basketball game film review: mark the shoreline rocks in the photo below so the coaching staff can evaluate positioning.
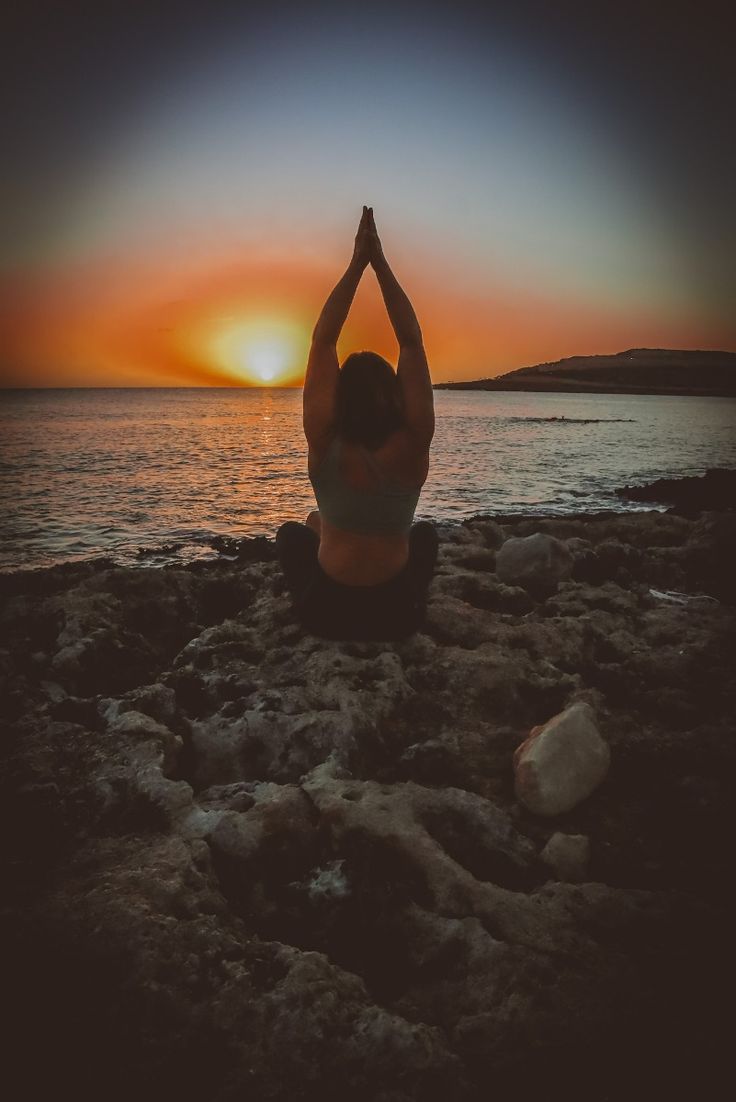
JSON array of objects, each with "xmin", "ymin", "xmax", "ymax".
[
  {"xmin": 615, "ymin": 467, "xmax": 736, "ymax": 512},
  {"xmin": 2, "ymin": 509, "xmax": 734, "ymax": 1100}
]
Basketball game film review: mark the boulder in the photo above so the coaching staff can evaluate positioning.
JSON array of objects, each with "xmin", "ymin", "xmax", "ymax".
[
  {"xmin": 513, "ymin": 702, "xmax": 610, "ymax": 815},
  {"xmin": 495, "ymin": 533, "xmax": 573, "ymax": 597},
  {"xmin": 464, "ymin": 519, "xmax": 505, "ymax": 550},
  {"xmin": 540, "ymin": 832, "xmax": 591, "ymax": 881}
]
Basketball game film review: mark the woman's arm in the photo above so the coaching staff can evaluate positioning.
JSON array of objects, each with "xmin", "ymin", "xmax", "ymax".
[
  {"xmin": 310, "ymin": 256, "xmax": 365, "ymax": 347},
  {"xmin": 369, "ymin": 211, "xmax": 435, "ymax": 445},
  {"xmin": 303, "ymin": 209, "xmax": 371, "ymax": 445}
]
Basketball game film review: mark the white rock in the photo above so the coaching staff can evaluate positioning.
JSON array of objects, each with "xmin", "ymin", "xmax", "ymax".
[
  {"xmin": 513, "ymin": 702, "xmax": 610, "ymax": 816},
  {"xmin": 496, "ymin": 532, "xmax": 573, "ymax": 596},
  {"xmin": 540, "ymin": 832, "xmax": 591, "ymax": 881}
]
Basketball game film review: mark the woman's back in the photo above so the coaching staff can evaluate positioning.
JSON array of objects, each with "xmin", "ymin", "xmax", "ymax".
[
  {"xmin": 309, "ymin": 430, "xmax": 430, "ymax": 584},
  {"xmin": 309, "ymin": 432, "xmax": 426, "ymax": 525}
]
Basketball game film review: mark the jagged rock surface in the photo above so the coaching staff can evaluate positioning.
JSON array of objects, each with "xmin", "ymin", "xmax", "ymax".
[{"xmin": 1, "ymin": 510, "xmax": 734, "ymax": 1101}]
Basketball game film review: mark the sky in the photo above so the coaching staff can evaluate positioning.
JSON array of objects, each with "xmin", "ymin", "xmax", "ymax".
[{"xmin": 1, "ymin": 0, "xmax": 734, "ymax": 386}]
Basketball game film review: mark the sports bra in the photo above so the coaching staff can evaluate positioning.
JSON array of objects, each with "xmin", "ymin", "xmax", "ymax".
[{"xmin": 309, "ymin": 435, "xmax": 422, "ymax": 536}]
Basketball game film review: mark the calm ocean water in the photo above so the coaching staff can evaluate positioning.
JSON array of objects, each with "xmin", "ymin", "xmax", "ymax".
[{"xmin": 1, "ymin": 388, "xmax": 734, "ymax": 571}]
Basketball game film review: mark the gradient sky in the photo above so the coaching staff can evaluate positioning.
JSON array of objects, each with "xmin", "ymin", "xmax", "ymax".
[{"xmin": 2, "ymin": 0, "xmax": 734, "ymax": 386}]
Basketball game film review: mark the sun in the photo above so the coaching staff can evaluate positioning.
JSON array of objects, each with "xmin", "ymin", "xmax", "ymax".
[
  {"xmin": 245, "ymin": 338, "xmax": 288, "ymax": 382},
  {"xmin": 209, "ymin": 316, "xmax": 308, "ymax": 385}
]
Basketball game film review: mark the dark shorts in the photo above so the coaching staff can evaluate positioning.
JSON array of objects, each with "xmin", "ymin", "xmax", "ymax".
[{"xmin": 274, "ymin": 521, "xmax": 439, "ymax": 641}]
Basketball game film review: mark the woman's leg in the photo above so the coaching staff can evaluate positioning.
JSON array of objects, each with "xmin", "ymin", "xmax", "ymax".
[
  {"xmin": 365, "ymin": 521, "xmax": 438, "ymax": 639},
  {"xmin": 407, "ymin": 521, "xmax": 439, "ymax": 592},
  {"xmin": 275, "ymin": 521, "xmax": 319, "ymax": 599}
]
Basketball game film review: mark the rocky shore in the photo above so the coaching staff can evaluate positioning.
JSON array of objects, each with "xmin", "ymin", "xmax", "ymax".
[
  {"xmin": 2, "ymin": 508, "xmax": 735, "ymax": 1101},
  {"xmin": 615, "ymin": 467, "xmax": 736, "ymax": 513}
]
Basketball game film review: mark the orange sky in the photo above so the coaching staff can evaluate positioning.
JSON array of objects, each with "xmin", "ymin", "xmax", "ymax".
[
  {"xmin": 3, "ymin": 2, "xmax": 735, "ymax": 389},
  {"xmin": 3, "ymin": 242, "xmax": 732, "ymax": 389}
]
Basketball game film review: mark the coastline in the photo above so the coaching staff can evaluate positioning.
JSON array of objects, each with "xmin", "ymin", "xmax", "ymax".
[
  {"xmin": 434, "ymin": 380, "xmax": 736, "ymax": 396},
  {"xmin": 2, "ymin": 500, "xmax": 734, "ymax": 1099},
  {"xmin": 433, "ymin": 347, "xmax": 736, "ymax": 397}
]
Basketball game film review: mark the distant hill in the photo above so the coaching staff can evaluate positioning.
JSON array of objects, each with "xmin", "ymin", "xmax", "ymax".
[{"xmin": 434, "ymin": 349, "xmax": 736, "ymax": 396}]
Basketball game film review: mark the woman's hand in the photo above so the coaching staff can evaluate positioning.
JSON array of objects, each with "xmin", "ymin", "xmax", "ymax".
[
  {"xmin": 352, "ymin": 205, "xmax": 372, "ymax": 268},
  {"xmin": 366, "ymin": 207, "xmax": 385, "ymax": 267},
  {"xmin": 352, "ymin": 205, "xmax": 385, "ymax": 268}
]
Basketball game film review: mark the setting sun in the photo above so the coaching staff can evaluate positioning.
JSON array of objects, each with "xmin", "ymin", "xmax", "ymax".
[{"xmin": 208, "ymin": 316, "xmax": 309, "ymax": 385}]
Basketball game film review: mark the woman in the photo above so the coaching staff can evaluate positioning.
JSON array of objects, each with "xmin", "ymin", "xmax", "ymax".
[{"xmin": 275, "ymin": 207, "xmax": 437, "ymax": 640}]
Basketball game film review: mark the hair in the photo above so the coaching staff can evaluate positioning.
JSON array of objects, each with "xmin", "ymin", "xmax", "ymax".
[{"xmin": 336, "ymin": 351, "xmax": 404, "ymax": 448}]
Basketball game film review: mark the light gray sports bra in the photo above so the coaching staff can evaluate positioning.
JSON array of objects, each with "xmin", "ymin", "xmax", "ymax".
[{"xmin": 309, "ymin": 436, "xmax": 422, "ymax": 536}]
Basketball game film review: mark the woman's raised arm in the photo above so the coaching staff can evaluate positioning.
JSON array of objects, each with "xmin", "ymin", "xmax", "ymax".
[
  {"xmin": 368, "ymin": 210, "xmax": 434, "ymax": 446},
  {"xmin": 303, "ymin": 208, "xmax": 371, "ymax": 445}
]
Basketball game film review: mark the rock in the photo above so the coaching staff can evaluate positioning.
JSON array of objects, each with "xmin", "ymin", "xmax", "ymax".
[
  {"xmin": 300, "ymin": 858, "xmax": 351, "ymax": 903},
  {"xmin": 434, "ymin": 522, "xmax": 479, "ymax": 545},
  {"xmin": 464, "ymin": 519, "xmax": 505, "ymax": 550},
  {"xmin": 50, "ymin": 694, "xmax": 102, "ymax": 729},
  {"xmin": 3, "ymin": 512, "xmax": 734, "ymax": 1100},
  {"xmin": 566, "ymin": 538, "xmax": 592, "ymax": 556},
  {"xmin": 423, "ymin": 595, "xmax": 499, "ymax": 648},
  {"xmin": 399, "ymin": 738, "xmax": 458, "ymax": 785},
  {"xmin": 115, "ymin": 681, "xmax": 179, "ymax": 725},
  {"xmin": 615, "ymin": 468, "xmax": 736, "ymax": 512},
  {"xmin": 594, "ymin": 539, "xmax": 644, "ymax": 586},
  {"xmin": 302, "ymin": 763, "xmax": 537, "ymax": 909},
  {"xmin": 495, "ymin": 532, "xmax": 573, "ymax": 597},
  {"xmin": 513, "ymin": 702, "xmax": 610, "ymax": 815},
  {"xmin": 540, "ymin": 832, "xmax": 591, "ymax": 881},
  {"xmin": 453, "ymin": 548, "xmax": 497, "ymax": 572},
  {"xmin": 107, "ymin": 709, "xmax": 183, "ymax": 774},
  {"xmin": 432, "ymin": 571, "xmax": 533, "ymax": 615},
  {"xmin": 210, "ymin": 533, "xmax": 277, "ymax": 560}
]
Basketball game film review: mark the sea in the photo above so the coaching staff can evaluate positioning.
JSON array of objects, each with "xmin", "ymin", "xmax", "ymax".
[{"xmin": 1, "ymin": 388, "xmax": 734, "ymax": 572}]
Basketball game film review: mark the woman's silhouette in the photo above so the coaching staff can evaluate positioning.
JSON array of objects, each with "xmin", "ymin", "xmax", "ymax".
[{"xmin": 275, "ymin": 207, "xmax": 438, "ymax": 639}]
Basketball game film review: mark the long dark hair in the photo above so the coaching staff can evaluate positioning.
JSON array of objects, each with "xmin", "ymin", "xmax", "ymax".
[{"xmin": 336, "ymin": 351, "xmax": 404, "ymax": 448}]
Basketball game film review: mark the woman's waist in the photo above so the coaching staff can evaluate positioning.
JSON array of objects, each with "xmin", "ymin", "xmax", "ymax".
[{"xmin": 317, "ymin": 523, "xmax": 409, "ymax": 585}]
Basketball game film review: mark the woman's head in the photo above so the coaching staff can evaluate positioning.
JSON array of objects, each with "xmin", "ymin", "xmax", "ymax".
[{"xmin": 336, "ymin": 351, "xmax": 404, "ymax": 448}]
